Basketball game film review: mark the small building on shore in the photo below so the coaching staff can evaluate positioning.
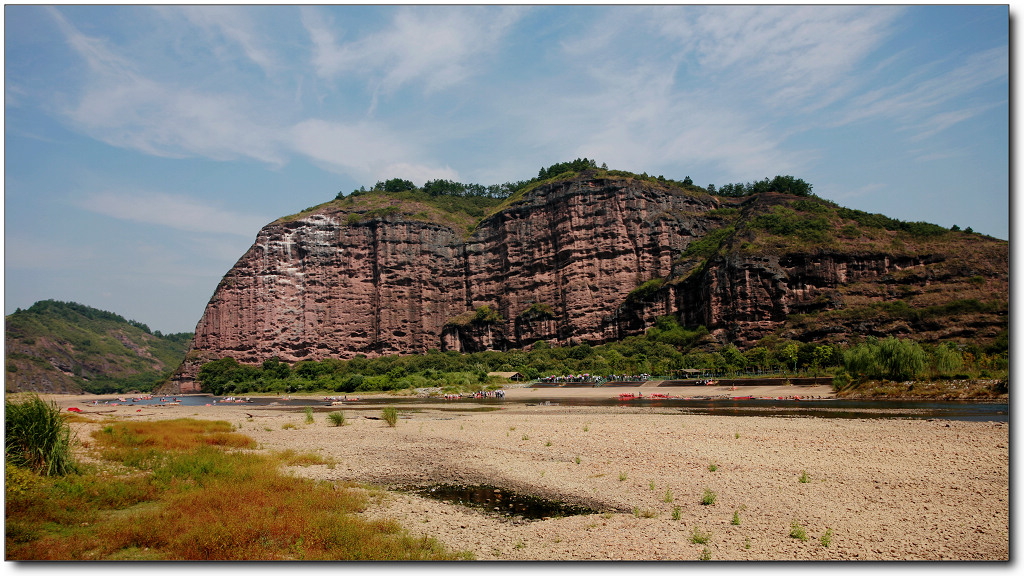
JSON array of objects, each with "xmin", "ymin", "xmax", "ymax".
[{"xmin": 487, "ymin": 371, "xmax": 524, "ymax": 381}]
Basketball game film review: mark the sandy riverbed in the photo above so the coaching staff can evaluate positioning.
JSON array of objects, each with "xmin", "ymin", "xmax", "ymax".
[{"xmin": 46, "ymin": 388, "xmax": 1009, "ymax": 561}]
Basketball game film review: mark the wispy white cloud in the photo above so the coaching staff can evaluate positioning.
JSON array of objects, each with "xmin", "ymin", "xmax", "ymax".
[
  {"xmin": 48, "ymin": 7, "xmax": 286, "ymax": 166},
  {"xmin": 77, "ymin": 190, "xmax": 268, "ymax": 237},
  {"xmin": 171, "ymin": 6, "xmax": 281, "ymax": 76},
  {"xmin": 654, "ymin": 5, "xmax": 903, "ymax": 111},
  {"xmin": 838, "ymin": 47, "xmax": 1008, "ymax": 138},
  {"xmin": 302, "ymin": 5, "xmax": 524, "ymax": 95}
]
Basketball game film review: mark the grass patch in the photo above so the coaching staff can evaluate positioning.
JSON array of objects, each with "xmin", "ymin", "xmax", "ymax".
[
  {"xmin": 275, "ymin": 449, "xmax": 330, "ymax": 467},
  {"xmin": 382, "ymin": 407, "xmax": 399, "ymax": 427},
  {"xmin": 820, "ymin": 527, "xmax": 833, "ymax": 548},
  {"xmin": 798, "ymin": 470, "xmax": 810, "ymax": 483},
  {"xmin": 5, "ymin": 394, "xmax": 78, "ymax": 476},
  {"xmin": 662, "ymin": 488, "xmax": 674, "ymax": 503},
  {"xmin": 708, "ymin": 462, "xmax": 718, "ymax": 472},
  {"xmin": 690, "ymin": 526, "xmax": 711, "ymax": 544},
  {"xmin": 633, "ymin": 508, "xmax": 657, "ymax": 518},
  {"xmin": 327, "ymin": 412, "xmax": 346, "ymax": 427},
  {"xmin": 304, "ymin": 406, "xmax": 314, "ymax": 424},
  {"xmin": 618, "ymin": 471, "xmax": 627, "ymax": 482},
  {"xmin": 789, "ymin": 522, "xmax": 809, "ymax": 541},
  {"xmin": 5, "ymin": 417, "xmax": 460, "ymax": 560},
  {"xmin": 672, "ymin": 506, "xmax": 681, "ymax": 521},
  {"xmin": 731, "ymin": 510, "xmax": 741, "ymax": 525},
  {"xmin": 698, "ymin": 547, "xmax": 711, "ymax": 561},
  {"xmin": 700, "ymin": 488, "xmax": 717, "ymax": 506}
]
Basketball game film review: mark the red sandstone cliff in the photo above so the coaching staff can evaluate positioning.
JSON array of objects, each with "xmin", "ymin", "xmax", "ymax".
[{"xmin": 168, "ymin": 174, "xmax": 1008, "ymax": 392}]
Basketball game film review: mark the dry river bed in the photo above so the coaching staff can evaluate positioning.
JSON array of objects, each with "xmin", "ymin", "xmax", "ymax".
[{"xmin": 52, "ymin": 392, "xmax": 1009, "ymax": 561}]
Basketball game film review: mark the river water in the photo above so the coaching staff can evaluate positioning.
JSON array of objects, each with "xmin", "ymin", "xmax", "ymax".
[{"xmin": 89, "ymin": 395, "xmax": 1008, "ymax": 422}]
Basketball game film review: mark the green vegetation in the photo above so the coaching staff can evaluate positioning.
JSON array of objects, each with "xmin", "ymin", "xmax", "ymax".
[
  {"xmin": 711, "ymin": 175, "xmax": 813, "ymax": 197},
  {"xmin": 327, "ymin": 412, "xmax": 347, "ymax": 427},
  {"xmin": 798, "ymin": 470, "xmax": 810, "ymax": 483},
  {"xmin": 304, "ymin": 406, "xmax": 314, "ymax": 424},
  {"xmin": 844, "ymin": 337, "xmax": 926, "ymax": 382},
  {"xmin": 381, "ymin": 407, "xmax": 399, "ymax": 427},
  {"xmin": 633, "ymin": 508, "xmax": 657, "ymax": 518},
  {"xmin": 731, "ymin": 510, "xmax": 741, "ymax": 525},
  {"xmin": 836, "ymin": 206, "xmax": 949, "ymax": 238},
  {"xmin": 690, "ymin": 526, "xmax": 712, "ymax": 544},
  {"xmin": 625, "ymin": 277, "xmax": 667, "ymax": 304},
  {"xmin": 663, "ymin": 488, "xmax": 674, "ymax": 503},
  {"xmin": 672, "ymin": 506, "xmax": 681, "ymax": 521},
  {"xmin": 820, "ymin": 527, "xmax": 834, "ymax": 548},
  {"xmin": 700, "ymin": 488, "xmax": 717, "ymax": 506},
  {"xmin": 444, "ymin": 305, "xmax": 505, "ymax": 328},
  {"xmin": 5, "ymin": 418, "xmax": 461, "ymax": 560},
  {"xmin": 517, "ymin": 302, "xmax": 556, "ymax": 321},
  {"xmin": 5, "ymin": 395, "xmax": 77, "ymax": 476},
  {"xmin": 195, "ymin": 312, "xmax": 1004, "ymax": 398},
  {"xmin": 789, "ymin": 522, "xmax": 809, "ymax": 542},
  {"xmin": 682, "ymin": 226, "xmax": 735, "ymax": 259},
  {"xmin": 749, "ymin": 206, "xmax": 832, "ymax": 243},
  {"xmin": 5, "ymin": 300, "xmax": 192, "ymax": 394}
]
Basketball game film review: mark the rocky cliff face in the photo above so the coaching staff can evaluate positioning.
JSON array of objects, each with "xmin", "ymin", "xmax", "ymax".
[{"xmin": 170, "ymin": 174, "xmax": 1008, "ymax": 390}]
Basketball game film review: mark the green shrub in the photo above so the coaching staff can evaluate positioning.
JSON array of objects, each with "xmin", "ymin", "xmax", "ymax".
[
  {"xmin": 4, "ymin": 395, "xmax": 77, "ymax": 476},
  {"xmin": 626, "ymin": 277, "xmax": 666, "ymax": 304},
  {"xmin": 382, "ymin": 407, "xmax": 399, "ymax": 427},
  {"xmin": 304, "ymin": 406, "xmax": 314, "ymax": 424},
  {"xmin": 682, "ymin": 226, "xmax": 734, "ymax": 259},
  {"xmin": 789, "ymin": 522, "xmax": 808, "ymax": 541},
  {"xmin": 700, "ymin": 488, "xmax": 716, "ymax": 506},
  {"xmin": 690, "ymin": 526, "xmax": 711, "ymax": 544},
  {"xmin": 327, "ymin": 412, "xmax": 346, "ymax": 427}
]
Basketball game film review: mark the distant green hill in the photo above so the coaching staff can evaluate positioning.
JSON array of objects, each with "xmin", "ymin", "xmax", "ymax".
[{"xmin": 5, "ymin": 300, "xmax": 193, "ymax": 394}]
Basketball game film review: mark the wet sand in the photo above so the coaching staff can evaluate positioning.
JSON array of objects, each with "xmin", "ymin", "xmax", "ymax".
[{"xmin": 46, "ymin": 390, "xmax": 1009, "ymax": 561}]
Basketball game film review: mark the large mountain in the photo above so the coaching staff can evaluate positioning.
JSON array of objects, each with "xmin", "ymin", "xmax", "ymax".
[
  {"xmin": 169, "ymin": 168, "xmax": 1008, "ymax": 392},
  {"xmin": 5, "ymin": 300, "xmax": 192, "ymax": 394}
]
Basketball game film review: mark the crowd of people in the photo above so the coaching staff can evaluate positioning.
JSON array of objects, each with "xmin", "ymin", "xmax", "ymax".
[
  {"xmin": 538, "ymin": 374, "xmax": 601, "ymax": 384},
  {"xmin": 443, "ymin": 389, "xmax": 506, "ymax": 400}
]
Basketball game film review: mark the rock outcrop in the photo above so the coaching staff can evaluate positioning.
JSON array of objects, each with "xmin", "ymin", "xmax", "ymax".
[{"xmin": 170, "ymin": 173, "xmax": 1008, "ymax": 391}]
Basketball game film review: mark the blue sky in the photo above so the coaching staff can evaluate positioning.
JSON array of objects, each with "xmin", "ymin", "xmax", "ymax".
[{"xmin": 3, "ymin": 4, "xmax": 1010, "ymax": 334}]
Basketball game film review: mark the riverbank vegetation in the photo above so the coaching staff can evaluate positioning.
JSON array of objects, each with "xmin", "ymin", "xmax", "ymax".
[
  {"xmin": 194, "ymin": 316, "xmax": 1006, "ymax": 399},
  {"xmin": 4, "ymin": 394, "xmax": 464, "ymax": 560}
]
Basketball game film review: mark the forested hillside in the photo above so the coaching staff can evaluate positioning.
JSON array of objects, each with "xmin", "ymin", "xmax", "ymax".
[{"xmin": 5, "ymin": 300, "xmax": 193, "ymax": 394}]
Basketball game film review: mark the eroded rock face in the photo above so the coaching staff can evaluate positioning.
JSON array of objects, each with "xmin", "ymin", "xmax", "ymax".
[
  {"xmin": 174, "ymin": 177, "xmax": 718, "ymax": 386},
  {"xmin": 169, "ymin": 175, "xmax": 1008, "ymax": 391}
]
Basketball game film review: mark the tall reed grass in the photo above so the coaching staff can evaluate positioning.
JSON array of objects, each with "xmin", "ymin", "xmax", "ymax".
[{"xmin": 4, "ymin": 394, "xmax": 77, "ymax": 476}]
